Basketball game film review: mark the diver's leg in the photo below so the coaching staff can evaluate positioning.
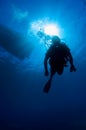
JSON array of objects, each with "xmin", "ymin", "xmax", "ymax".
[{"xmin": 43, "ymin": 66, "xmax": 56, "ymax": 93}]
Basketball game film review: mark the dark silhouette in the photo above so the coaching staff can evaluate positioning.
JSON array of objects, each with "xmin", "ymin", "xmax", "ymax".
[{"xmin": 43, "ymin": 36, "xmax": 76, "ymax": 93}]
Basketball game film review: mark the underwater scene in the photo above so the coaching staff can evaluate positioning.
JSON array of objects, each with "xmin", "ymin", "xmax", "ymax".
[{"xmin": 0, "ymin": 0, "xmax": 86, "ymax": 130}]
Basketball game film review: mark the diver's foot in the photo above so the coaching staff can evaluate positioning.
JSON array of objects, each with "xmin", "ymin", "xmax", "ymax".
[{"xmin": 43, "ymin": 79, "xmax": 51, "ymax": 93}]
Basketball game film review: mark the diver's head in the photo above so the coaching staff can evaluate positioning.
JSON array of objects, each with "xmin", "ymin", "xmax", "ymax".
[{"xmin": 52, "ymin": 35, "xmax": 61, "ymax": 46}]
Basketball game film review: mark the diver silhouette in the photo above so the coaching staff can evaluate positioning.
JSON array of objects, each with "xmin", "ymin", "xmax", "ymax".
[{"xmin": 43, "ymin": 35, "xmax": 76, "ymax": 93}]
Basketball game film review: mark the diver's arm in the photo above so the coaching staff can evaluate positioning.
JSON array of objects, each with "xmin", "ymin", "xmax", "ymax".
[
  {"xmin": 62, "ymin": 43, "xmax": 76, "ymax": 72},
  {"xmin": 68, "ymin": 52, "xmax": 76, "ymax": 72},
  {"xmin": 44, "ymin": 46, "xmax": 53, "ymax": 76},
  {"xmin": 68, "ymin": 52, "xmax": 73, "ymax": 65},
  {"xmin": 44, "ymin": 53, "xmax": 49, "ymax": 76}
]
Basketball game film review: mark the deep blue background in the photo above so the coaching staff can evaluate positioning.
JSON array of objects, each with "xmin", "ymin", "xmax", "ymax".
[{"xmin": 0, "ymin": 0, "xmax": 86, "ymax": 130}]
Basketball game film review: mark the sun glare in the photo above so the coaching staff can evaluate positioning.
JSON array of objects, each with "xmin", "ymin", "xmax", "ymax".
[
  {"xmin": 44, "ymin": 24, "xmax": 59, "ymax": 36},
  {"xmin": 30, "ymin": 19, "xmax": 60, "ymax": 37},
  {"xmin": 29, "ymin": 19, "xmax": 61, "ymax": 47}
]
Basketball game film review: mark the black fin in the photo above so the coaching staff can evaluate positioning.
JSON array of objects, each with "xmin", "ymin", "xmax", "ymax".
[{"xmin": 43, "ymin": 79, "xmax": 52, "ymax": 93}]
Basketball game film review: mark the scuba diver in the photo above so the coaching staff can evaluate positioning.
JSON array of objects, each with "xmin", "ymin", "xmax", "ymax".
[{"xmin": 43, "ymin": 35, "xmax": 76, "ymax": 93}]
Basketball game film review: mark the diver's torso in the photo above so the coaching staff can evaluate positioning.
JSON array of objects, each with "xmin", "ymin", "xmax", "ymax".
[{"xmin": 49, "ymin": 44, "xmax": 68, "ymax": 66}]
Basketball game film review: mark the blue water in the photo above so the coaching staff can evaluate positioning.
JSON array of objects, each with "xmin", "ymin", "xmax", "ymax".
[{"xmin": 0, "ymin": 0, "xmax": 86, "ymax": 130}]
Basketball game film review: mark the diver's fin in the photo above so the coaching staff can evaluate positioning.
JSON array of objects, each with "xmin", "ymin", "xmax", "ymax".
[{"xmin": 43, "ymin": 79, "xmax": 52, "ymax": 93}]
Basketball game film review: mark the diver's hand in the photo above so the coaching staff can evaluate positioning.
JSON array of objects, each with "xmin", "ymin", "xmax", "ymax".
[
  {"xmin": 44, "ymin": 70, "xmax": 49, "ymax": 76},
  {"xmin": 70, "ymin": 65, "xmax": 76, "ymax": 72}
]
